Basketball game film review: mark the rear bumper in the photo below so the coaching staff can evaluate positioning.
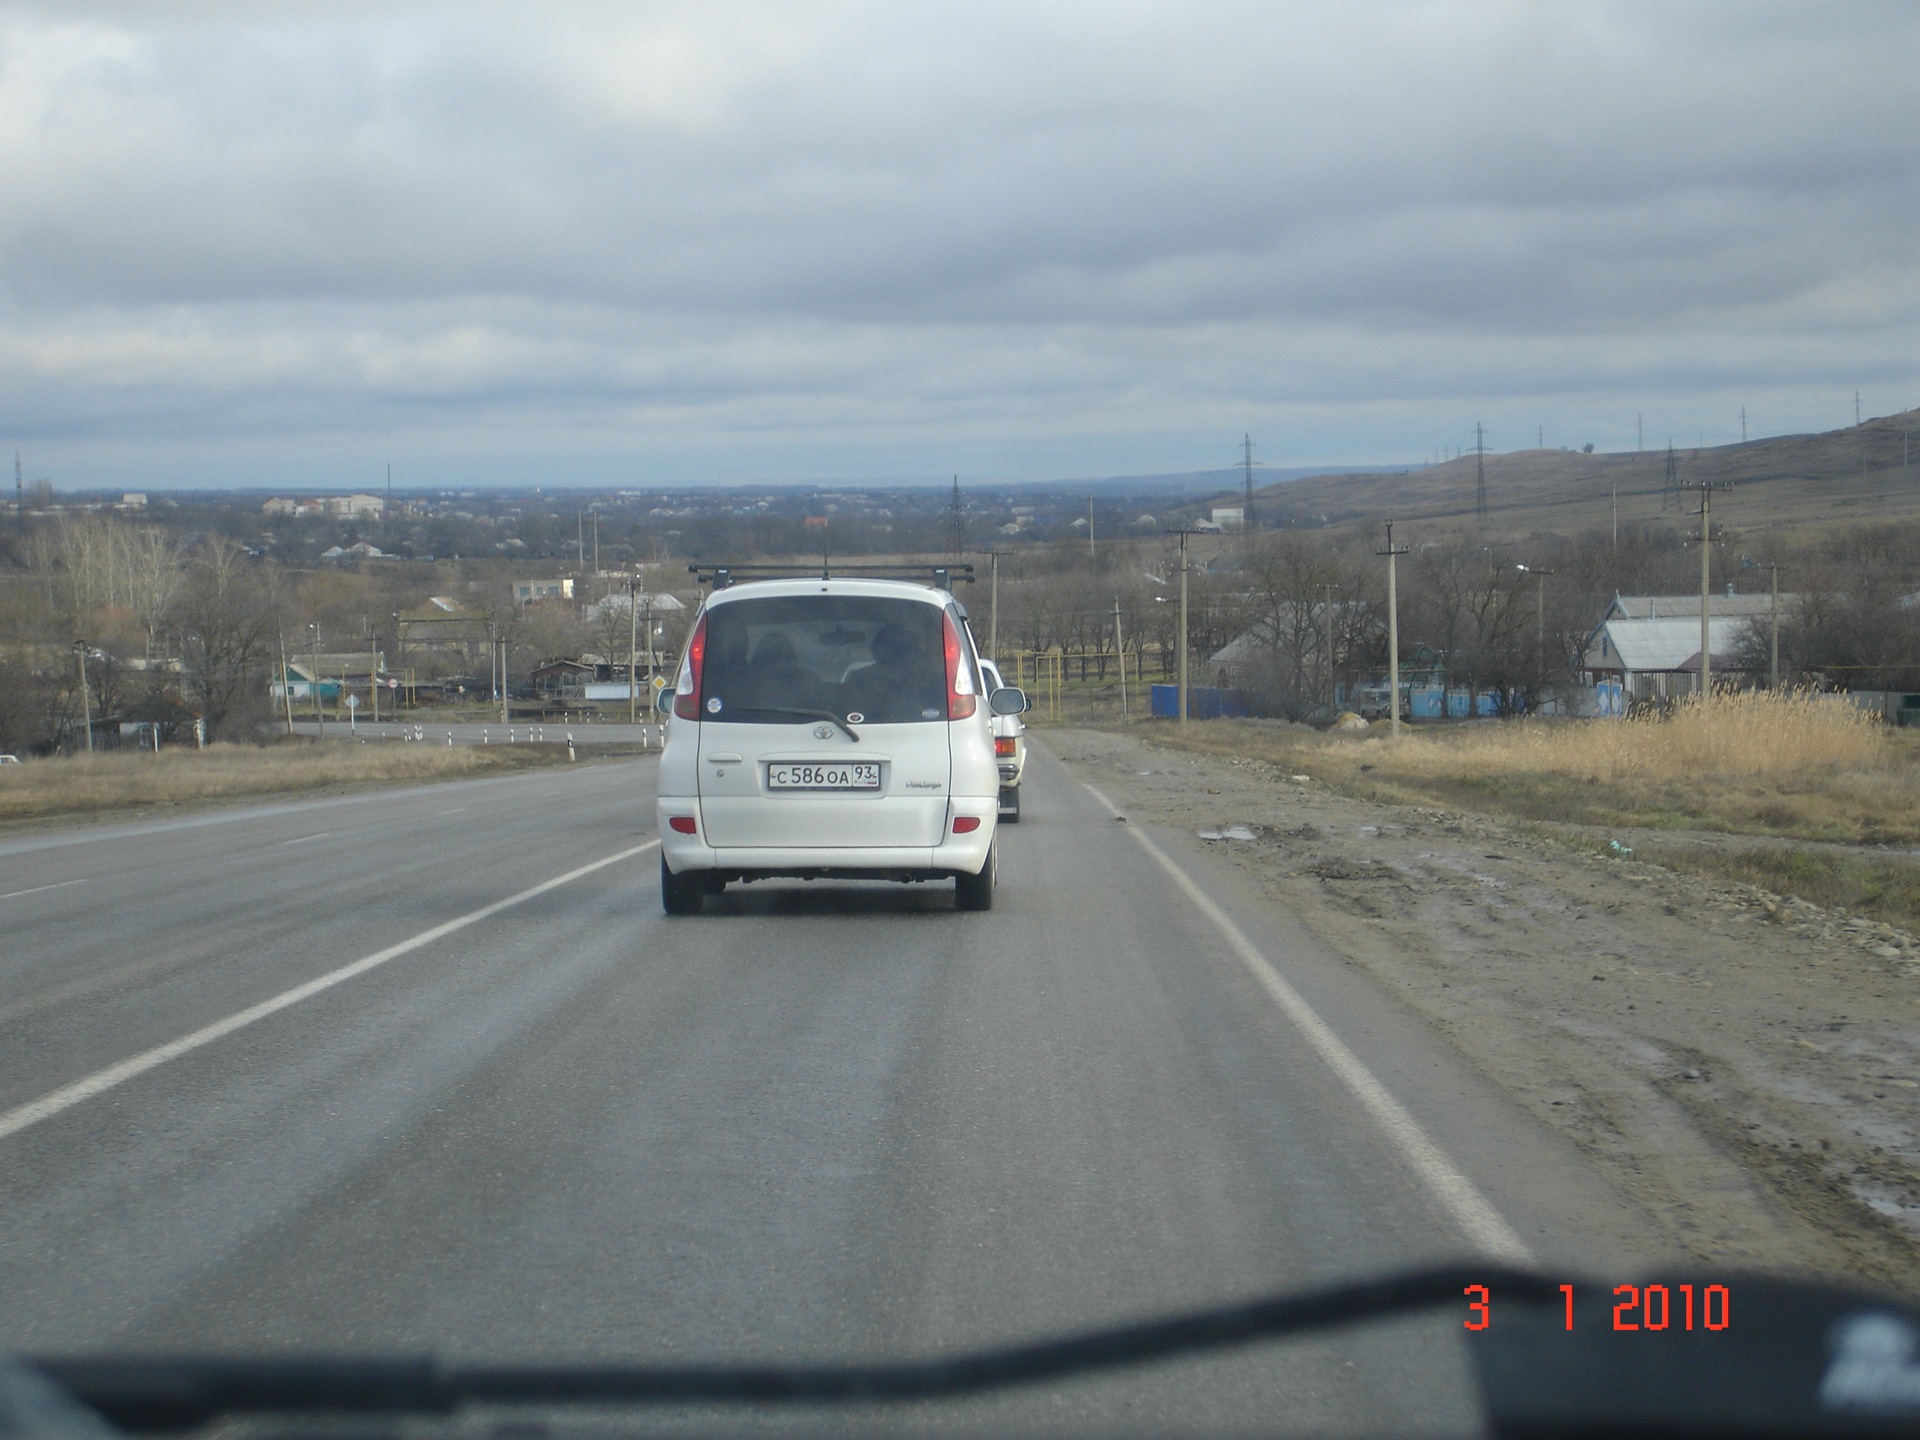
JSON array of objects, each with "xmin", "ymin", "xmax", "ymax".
[{"xmin": 658, "ymin": 800, "xmax": 996, "ymax": 878}]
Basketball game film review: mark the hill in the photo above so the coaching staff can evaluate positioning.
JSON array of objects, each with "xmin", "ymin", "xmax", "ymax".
[{"xmin": 1216, "ymin": 408, "xmax": 1920, "ymax": 541}]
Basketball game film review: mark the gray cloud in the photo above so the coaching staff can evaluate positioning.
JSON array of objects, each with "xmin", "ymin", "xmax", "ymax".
[{"xmin": 1, "ymin": 1, "xmax": 1916, "ymax": 486}]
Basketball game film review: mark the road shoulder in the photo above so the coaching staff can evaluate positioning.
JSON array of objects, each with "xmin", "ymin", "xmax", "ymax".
[{"xmin": 1043, "ymin": 725, "xmax": 1920, "ymax": 1292}]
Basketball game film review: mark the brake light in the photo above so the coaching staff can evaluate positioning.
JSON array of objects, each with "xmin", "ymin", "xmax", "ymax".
[
  {"xmin": 668, "ymin": 815, "xmax": 698, "ymax": 835},
  {"xmin": 952, "ymin": 815, "xmax": 982, "ymax": 834},
  {"xmin": 672, "ymin": 614, "xmax": 708, "ymax": 721},
  {"xmin": 994, "ymin": 737, "xmax": 1016, "ymax": 757},
  {"xmin": 942, "ymin": 612, "xmax": 977, "ymax": 721}
]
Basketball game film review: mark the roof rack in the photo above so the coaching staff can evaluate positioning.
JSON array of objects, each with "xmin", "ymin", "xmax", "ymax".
[{"xmin": 689, "ymin": 562, "xmax": 975, "ymax": 591}]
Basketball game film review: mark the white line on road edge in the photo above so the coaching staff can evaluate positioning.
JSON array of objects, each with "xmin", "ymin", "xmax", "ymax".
[
  {"xmin": 279, "ymin": 832, "xmax": 331, "ymax": 845},
  {"xmin": 1081, "ymin": 782, "xmax": 1533, "ymax": 1264},
  {"xmin": 0, "ymin": 839, "xmax": 661, "ymax": 1145},
  {"xmin": 0, "ymin": 878, "xmax": 89, "ymax": 900}
]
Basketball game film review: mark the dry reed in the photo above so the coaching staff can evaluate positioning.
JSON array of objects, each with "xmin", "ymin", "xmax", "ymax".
[
  {"xmin": 1150, "ymin": 690, "xmax": 1920, "ymax": 843},
  {"xmin": 1369, "ymin": 689, "xmax": 1886, "ymax": 784}
]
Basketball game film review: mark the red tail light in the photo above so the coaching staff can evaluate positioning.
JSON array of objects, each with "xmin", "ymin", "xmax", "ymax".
[
  {"xmin": 994, "ymin": 737, "xmax": 1016, "ymax": 757},
  {"xmin": 667, "ymin": 815, "xmax": 698, "ymax": 835},
  {"xmin": 942, "ymin": 612, "xmax": 977, "ymax": 721},
  {"xmin": 952, "ymin": 815, "xmax": 982, "ymax": 834},
  {"xmin": 672, "ymin": 614, "xmax": 708, "ymax": 721}
]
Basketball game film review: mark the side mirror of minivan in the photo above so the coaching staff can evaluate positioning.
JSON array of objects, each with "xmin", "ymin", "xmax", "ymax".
[{"xmin": 989, "ymin": 687, "xmax": 1029, "ymax": 716}]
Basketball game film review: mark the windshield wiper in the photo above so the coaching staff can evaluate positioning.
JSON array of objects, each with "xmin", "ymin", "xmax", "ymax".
[
  {"xmin": 17, "ymin": 1263, "xmax": 1920, "ymax": 1436},
  {"xmin": 17, "ymin": 1265, "xmax": 1545, "ymax": 1430},
  {"xmin": 723, "ymin": 706, "xmax": 860, "ymax": 740}
]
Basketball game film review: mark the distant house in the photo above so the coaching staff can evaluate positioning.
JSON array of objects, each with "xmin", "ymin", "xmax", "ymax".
[
  {"xmin": 582, "ymin": 590, "xmax": 686, "ymax": 622},
  {"xmin": 512, "ymin": 578, "xmax": 574, "ymax": 605},
  {"xmin": 273, "ymin": 655, "xmax": 386, "ymax": 704},
  {"xmin": 1209, "ymin": 505, "xmax": 1244, "ymax": 531},
  {"xmin": 1580, "ymin": 593, "xmax": 1790, "ymax": 712},
  {"xmin": 528, "ymin": 659, "xmax": 594, "ymax": 699},
  {"xmin": 398, "ymin": 596, "xmax": 492, "ymax": 664}
]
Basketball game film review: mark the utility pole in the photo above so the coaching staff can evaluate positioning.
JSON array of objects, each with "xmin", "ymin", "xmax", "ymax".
[
  {"xmin": 592, "ymin": 509, "xmax": 600, "ymax": 575},
  {"xmin": 1516, "ymin": 564, "xmax": 1555, "ymax": 702},
  {"xmin": 1377, "ymin": 522, "xmax": 1409, "ymax": 738},
  {"xmin": 14, "ymin": 451, "xmax": 22, "ymax": 527},
  {"xmin": 1692, "ymin": 482, "xmax": 1729, "ymax": 695},
  {"xmin": 577, "ymin": 512, "xmax": 585, "ymax": 573},
  {"xmin": 988, "ymin": 552, "xmax": 1000, "ymax": 660},
  {"xmin": 309, "ymin": 624, "xmax": 323, "ymax": 732},
  {"xmin": 1663, "ymin": 441, "xmax": 1679, "ymax": 510},
  {"xmin": 1610, "ymin": 475, "xmax": 1618, "ymax": 551},
  {"xmin": 1242, "ymin": 433, "xmax": 1257, "ymax": 534},
  {"xmin": 1087, "ymin": 496, "xmax": 1095, "ymax": 562},
  {"xmin": 1768, "ymin": 561, "xmax": 1781, "ymax": 691},
  {"xmin": 1637, "ymin": 414, "xmax": 1643, "ymax": 451},
  {"xmin": 1113, "ymin": 597, "xmax": 1128, "ymax": 720},
  {"xmin": 278, "ymin": 631, "xmax": 295, "ymax": 735},
  {"xmin": 643, "ymin": 591, "xmax": 655, "ymax": 700},
  {"xmin": 368, "ymin": 621, "xmax": 380, "ymax": 724},
  {"xmin": 1740, "ymin": 406, "xmax": 1747, "ymax": 444},
  {"xmin": 500, "ymin": 637, "xmax": 509, "ymax": 725},
  {"xmin": 1474, "ymin": 423, "xmax": 1487, "ymax": 521},
  {"xmin": 1321, "ymin": 583, "xmax": 1337, "ymax": 710},
  {"xmin": 628, "ymin": 572, "xmax": 639, "ymax": 724},
  {"xmin": 1177, "ymin": 529, "xmax": 1191, "ymax": 730},
  {"xmin": 74, "ymin": 641, "xmax": 93, "ymax": 752}
]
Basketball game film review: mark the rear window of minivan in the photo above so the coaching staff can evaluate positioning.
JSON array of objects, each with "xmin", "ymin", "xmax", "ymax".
[{"xmin": 701, "ymin": 596, "xmax": 949, "ymax": 724}]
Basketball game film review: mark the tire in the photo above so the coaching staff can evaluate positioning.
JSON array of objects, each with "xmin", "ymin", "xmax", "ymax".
[
  {"xmin": 955, "ymin": 842, "xmax": 996, "ymax": 912},
  {"xmin": 999, "ymin": 786, "xmax": 1021, "ymax": 823},
  {"xmin": 661, "ymin": 856, "xmax": 705, "ymax": 915}
]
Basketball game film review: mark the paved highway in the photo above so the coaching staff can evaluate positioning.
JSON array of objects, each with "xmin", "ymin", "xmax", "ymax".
[{"xmin": 0, "ymin": 741, "xmax": 1646, "ymax": 1435}]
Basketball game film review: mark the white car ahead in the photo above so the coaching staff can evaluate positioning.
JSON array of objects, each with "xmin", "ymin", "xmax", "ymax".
[
  {"xmin": 655, "ymin": 572, "xmax": 1028, "ymax": 914},
  {"xmin": 977, "ymin": 659, "xmax": 1027, "ymax": 823}
]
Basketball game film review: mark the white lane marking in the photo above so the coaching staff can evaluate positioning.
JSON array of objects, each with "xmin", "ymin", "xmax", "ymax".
[
  {"xmin": 280, "ymin": 832, "xmax": 331, "ymax": 846},
  {"xmin": 1080, "ymin": 780, "xmax": 1533, "ymax": 1264},
  {"xmin": 0, "ymin": 878, "xmax": 89, "ymax": 901},
  {"xmin": 435, "ymin": 808, "xmax": 468, "ymax": 816},
  {"xmin": 0, "ymin": 839, "xmax": 661, "ymax": 1144}
]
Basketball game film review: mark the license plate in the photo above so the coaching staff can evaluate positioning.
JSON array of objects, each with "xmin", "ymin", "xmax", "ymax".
[{"xmin": 767, "ymin": 762, "xmax": 881, "ymax": 790}]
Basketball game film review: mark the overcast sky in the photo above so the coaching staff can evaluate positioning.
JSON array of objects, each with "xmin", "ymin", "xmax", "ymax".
[{"xmin": 2, "ymin": 1, "xmax": 1916, "ymax": 492}]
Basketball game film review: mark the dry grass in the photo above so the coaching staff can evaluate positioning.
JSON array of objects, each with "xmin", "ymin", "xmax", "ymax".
[
  {"xmin": 1637, "ymin": 844, "xmax": 1920, "ymax": 936},
  {"xmin": 0, "ymin": 742, "xmax": 574, "ymax": 825},
  {"xmin": 1145, "ymin": 690, "xmax": 1920, "ymax": 844}
]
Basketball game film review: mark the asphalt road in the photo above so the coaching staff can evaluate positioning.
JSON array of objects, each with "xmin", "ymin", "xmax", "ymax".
[{"xmin": 0, "ymin": 742, "xmax": 1648, "ymax": 1436}]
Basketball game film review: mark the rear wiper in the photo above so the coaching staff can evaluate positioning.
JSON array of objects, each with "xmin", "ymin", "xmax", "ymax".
[
  {"xmin": 725, "ymin": 706, "xmax": 860, "ymax": 741},
  {"xmin": 17, "ymin": 1264, "xmax": 1920, "ymax": 1435}
]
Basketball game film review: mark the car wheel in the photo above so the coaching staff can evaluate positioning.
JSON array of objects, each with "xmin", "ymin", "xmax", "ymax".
[
  {"xmin": 661, "ymin": 856, "xmax": 705, "ymax": 916},
  {"xmin": 955, "ymin": 842, "xmax": 996, "ymax": 912},
  {"xmin": 998, "ymin": 786, "xmax": 1021, "ymax": 823}
]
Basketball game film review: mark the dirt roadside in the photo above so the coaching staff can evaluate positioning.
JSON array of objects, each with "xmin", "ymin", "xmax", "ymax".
[{"xmin": 1044, "ymin": 726, "xmax": 1920, "ymax": 1292}]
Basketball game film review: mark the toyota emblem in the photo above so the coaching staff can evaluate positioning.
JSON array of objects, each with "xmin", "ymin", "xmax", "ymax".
[{"xmin": 812, "ymin": 724, "xmax": 835, "ymax": 740}]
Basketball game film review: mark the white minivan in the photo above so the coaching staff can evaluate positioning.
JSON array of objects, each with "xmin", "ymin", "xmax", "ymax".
[{"xmin": 655, "ymin": 572, "xmax": 1027, "ymax": 914}]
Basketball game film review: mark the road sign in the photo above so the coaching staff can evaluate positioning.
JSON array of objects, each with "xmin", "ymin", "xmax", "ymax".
[{"xmin": 345, "ymin": 694, "xmax": 360, "ymax": 711}]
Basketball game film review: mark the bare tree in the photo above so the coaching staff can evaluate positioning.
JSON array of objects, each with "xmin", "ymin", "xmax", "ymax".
[{"xmin": 175, "ymin": 538, "xmax": 281, "ymax": 740}]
